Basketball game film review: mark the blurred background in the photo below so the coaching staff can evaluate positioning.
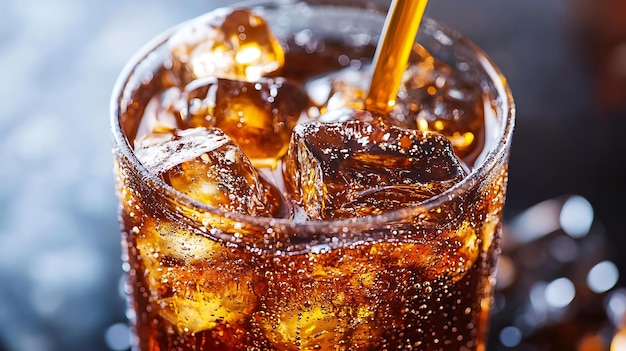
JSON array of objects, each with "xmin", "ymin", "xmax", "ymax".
[{"xmin": 0, "ymin": 0, "xmax": 625, "ymax": 350}]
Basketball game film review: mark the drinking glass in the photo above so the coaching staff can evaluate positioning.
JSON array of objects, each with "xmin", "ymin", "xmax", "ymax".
[{"xmin": 111, "ymin": 1, "xmax": 515, "ymax": 350}]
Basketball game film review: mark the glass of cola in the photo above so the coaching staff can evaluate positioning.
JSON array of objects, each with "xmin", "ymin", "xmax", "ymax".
[{"xmin": 111, "ymin": 1, "xmax": 515, "ymax": 350}]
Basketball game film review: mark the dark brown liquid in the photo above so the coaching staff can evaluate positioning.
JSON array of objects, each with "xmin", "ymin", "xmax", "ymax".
[
  {"xmin": 114, "ymin": 7, "xmax": 506, "ymax": 351},
  {"xmin": 116, "ymin": 187, "xmax": 505, "ymax": 350}
]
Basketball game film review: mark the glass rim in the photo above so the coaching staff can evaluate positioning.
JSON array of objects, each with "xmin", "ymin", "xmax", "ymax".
[{"xmin": 110, "ymin": 0, "xmax": 516, "ymax": 232}]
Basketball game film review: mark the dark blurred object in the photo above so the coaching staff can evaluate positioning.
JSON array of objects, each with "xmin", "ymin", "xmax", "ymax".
[
  {"xmin": 564, "ymin": 0, "xmax": 626, "ymax": 288},
  {"xmin": 488, "ymin": 195, "xmax": 626, "ymax": 351},
  {"xmin": 570, "ymin": 0, "xmax": 626, "ymax": 113},
  {"xmin": 502, "ymin": 0, "xmax": 626, "ymax": 297}
]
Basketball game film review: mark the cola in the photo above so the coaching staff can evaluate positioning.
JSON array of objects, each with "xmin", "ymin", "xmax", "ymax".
[{"xmin": 111, "ymin": 1, "xmax": 514, "ymax": 350}]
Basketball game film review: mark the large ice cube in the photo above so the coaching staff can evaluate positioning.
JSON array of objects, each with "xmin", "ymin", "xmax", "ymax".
[
  {"xmin": 135, "ymin": 127, "xmax": 284, "ymax": 217},
  {"xmin": 134, "ymin": 87, "xmax": 187, "ymax": 145},
  {"xmin": 182, "ymin": 76, "xmax": 308, "ymax": 168},
  {"xmin": 134, "ymin": 218, "xmax": 257, "ymax": 335},
  {"xmin": 391, "ymin": 44, "xmax": 486, "ymax": 164},
  {"xmin": 258, "ymin": 276, "xmax": 379, "ymax": 351},
  {"xmin": 284, "ymin": 119, "xmax": 467, "ymax": 219},
  {"xmin": 169, "ymin": 8, "xmax": 285, "ymax": 83}
]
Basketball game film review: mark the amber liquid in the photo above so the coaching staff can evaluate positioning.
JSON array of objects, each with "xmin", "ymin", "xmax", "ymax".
[{"xmin": 118, "ymin": 208, "xmax": 502, "ymax": 351}]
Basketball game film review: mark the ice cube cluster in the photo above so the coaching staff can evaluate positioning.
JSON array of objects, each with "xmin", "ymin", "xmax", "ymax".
[{"xmin": 135, "ymin": 8, "xmax": 487, "ymax": 222}]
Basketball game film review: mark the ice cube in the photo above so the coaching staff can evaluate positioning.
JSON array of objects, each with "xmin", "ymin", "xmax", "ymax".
[
  {"xmin": 391, "ymin": 44, "xmax": 486, "ymax": 164},
  {"xmin": 375, "ymin": 220, "xmax": 479, "ymax": 283},
  {"xmin": 134, "ymin": 87, "xmax": 187, "ymax": 145},
  {"xmin": 305, "ymin": 68, "xmax": 369, "ymax": 114},
  {"xmin": 305, "ymin": 107, "xmax": 383, "ymax": 126},
  {"xmin": 136, "ymin": 217, "xmax": 226, "ymax": 265},
  {"xmin": 158, "ymin": 275, "xmax": 256, "ymax": 335},
  {"xmin": 135, "ymin": 219, "xmax": 256, "ymax": 334},
  {"xmin": 258, "ymin": 277, "xmax": 379, "ymax": 350},
  {"xmin": 134, "ymin": 218, "xmax": 257, "ymax": 335},
  {"xmin": 169, "ymin": 8, "xmax": 285, "ymax": 83},
  {"xmin": 284, "ymin": 119, "xmax": 467, "ymax": 219},
  {"xmin": 182, "ymin": 76, "xmax": 308, "ymax": 168},
  {"xmin": 135, "ymin": 127, "xmax": 284, "ymax": 217}
]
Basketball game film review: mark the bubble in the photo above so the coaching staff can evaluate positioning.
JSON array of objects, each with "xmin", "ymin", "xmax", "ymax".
[
  {"xmin": 258, "ymin": 277, "xmax": 379, "ymax": 350},
  {"xmin": 134, "ymin": 218, "xmax": 257, "ymax": 335}
]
